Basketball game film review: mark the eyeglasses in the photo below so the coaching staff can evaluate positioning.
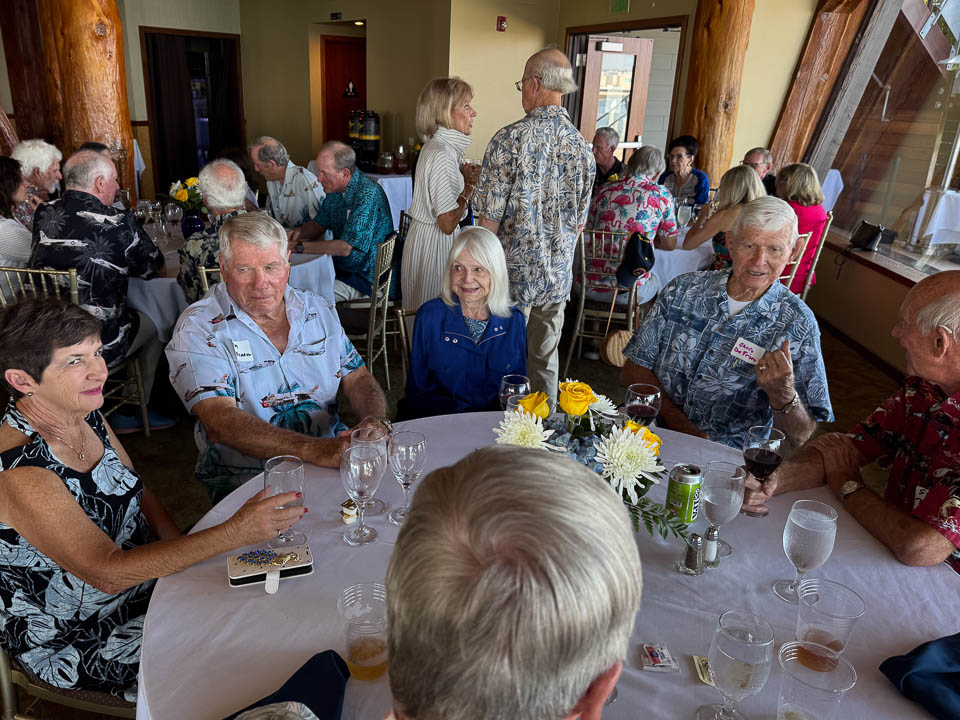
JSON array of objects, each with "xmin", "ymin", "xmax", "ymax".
[
  {"xmin": 742, "ymin": 161, "xmax": 766, "ymax": 169},
  {"xmin": 514, "ymin": 75, "xmax": 541, "ymax": 91},
  {"xmin": 667, "ymin": 153, "xmax": 691, "ymax": 160}
]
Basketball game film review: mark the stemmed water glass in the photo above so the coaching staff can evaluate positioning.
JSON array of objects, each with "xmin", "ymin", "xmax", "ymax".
[
  {"xmin": 340, "ymin": 446, "xmax": 384, "ymax": 546},
  {"xmin": 696, "ymin": 610, "xmax": 775, "ymax": 720},
  {"xmin": 774, "ymin": 499, "xmax": 838, "ymax": 604},
  {"xmin": 741, "ymin": 426, "xmax": 785, "ymax": 517},
  {"xmin": 623, "ymin": 383, "xmax": 660, "ymax": 426},
  {"xmin": 350, "ymin": 424, "xmax": 389, "ymax": 516},
  {"xmin": 264, "ymin": 455, "xmax": 305, "ymax": 548},
  {"xmin": 165, "ymin": 203, "xmax": 183, "ymax": 237},
  {"xmin": 499, "ymin": 375, "xmax": 530, "ymax": 410},
  {"xmin": 387, "ymin": 431, "xmax": 427, "ymax": 526},
  {"xmin": 701, "ymin": 462, "xmax": 746, "ymax": 562},
  {"xmin": 134, "ymin": 199, "xmax": 151, "ymax": 223}
]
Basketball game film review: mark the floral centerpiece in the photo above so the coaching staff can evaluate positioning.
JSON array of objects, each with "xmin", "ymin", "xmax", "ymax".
[
  {"xmin": 494, "ymin": 381, "xmax": 688, "ymax": 540},
  {"xmin": 162, "ymin": 177, "xmax": 206, "ymax": 212}
]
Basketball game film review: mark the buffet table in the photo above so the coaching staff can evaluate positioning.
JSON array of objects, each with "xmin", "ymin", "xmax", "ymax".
[{"xmin": 136, "ymin": 412, "xmax": 954, "ymax": 719}]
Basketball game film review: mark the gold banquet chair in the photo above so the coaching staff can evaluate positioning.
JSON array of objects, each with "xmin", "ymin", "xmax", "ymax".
[
  {"xmin": 0, "ymin": 645, "xmax": 135, "ymax": 719},
  {"xmin": 801, "ymin": 211, "xmax": 833, "ymax": 302},
  {"xmin": 778, "ymin": 231, "xmax": 813, "ymax": 291},
  {"xmin": 0, "ymin": 266, "xmax": 151, "ymax": 436},
  {"xmin": 198, "ymin": 265, "xmax": 222, "ymax": 294}
]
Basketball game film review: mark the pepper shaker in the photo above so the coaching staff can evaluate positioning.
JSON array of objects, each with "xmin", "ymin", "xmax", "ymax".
[{"xmin": 675, "ymin": 533, "xmax": 704, "ymax": 576}]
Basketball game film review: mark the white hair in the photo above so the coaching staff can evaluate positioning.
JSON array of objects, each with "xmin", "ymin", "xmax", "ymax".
[
  {"xmin": 527, "ymin": 49, "xmax": 578, "ymax": 94},
  {"xmin": 915, "ymin": 293, "xmax": 960, "ymax": 336},
  {"xmin": 627, "ymin": 145, "xmax": 665, "ymax": 179},
  {"xmin": 745, "ymin": 146, "xmax": 773, "ymax": 165},
  {"xmin": 62, "ymin": 151, "xmax": 114, "ymax": 191},
  {"xmin": 10, "ymin": 139, "xmax": 62, "ymax": 177},
  {"xmin": 731, "ymin": 196, "xmax": 798, "ymax": 239},
  {"xmin": 198, "ymin": 159, "xmax": 248, "ymax": 211},
  {"xmin": 441, "ymin": 227, "xmax": 513, "ymax": 318},
  {"xmin": 247, "ymin": 136, "xmax": 289, "ymax": 167},
  {"xmin": 387, "ymin": 446, "xmax": 642, "ymax": 720},
  {"xmin": 593, "ymin": 127, "xmax": 619, "ymax": 150},
  {"xmin": 218, "ymin": 212, "xmax": 288, "ymax": 265}
]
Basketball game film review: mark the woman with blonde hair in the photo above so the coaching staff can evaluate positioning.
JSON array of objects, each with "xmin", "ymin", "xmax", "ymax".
[
  {"xmin": 683, "ymin": 164, "xmax": 765, "ymax": 269},
  {"xmin": 401, "ymin": 77, "xmax": 480, "ymax": 329},
  {"xmin": 777, "ymin": 162, "xmax": 827, "ymax": 293}
]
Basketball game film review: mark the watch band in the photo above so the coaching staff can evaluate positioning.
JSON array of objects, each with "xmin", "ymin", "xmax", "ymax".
[
  {"xmin": 772, "ymin": 393, "xmax": 800, "ymax": 414},
  {"xmin": 295, "ymin": 242, "xmax": 304, "ymax": 254}
]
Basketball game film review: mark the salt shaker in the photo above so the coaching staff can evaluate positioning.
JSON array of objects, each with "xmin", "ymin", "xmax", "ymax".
[
  {"xmin": 675, "ymin": 533, "xmax": 704, "ymax": 576},
  {"xmin": 704, "ymin": 526, "xmax": 719, "ymax": 569}
]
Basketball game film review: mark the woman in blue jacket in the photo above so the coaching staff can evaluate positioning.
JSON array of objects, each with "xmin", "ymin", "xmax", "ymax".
[
  {"xmin": 402, "ymin": 227, "xmax": 526, "ymax": 418},
  {"xmin": 658, "ymin": 135, "xmax": 711, "ymax": 206}
]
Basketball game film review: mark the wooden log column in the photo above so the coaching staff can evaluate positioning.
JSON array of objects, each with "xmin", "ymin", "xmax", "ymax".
[{"xmin": 679, "ymin": 0, "xmax": 755, "ymax": 186}]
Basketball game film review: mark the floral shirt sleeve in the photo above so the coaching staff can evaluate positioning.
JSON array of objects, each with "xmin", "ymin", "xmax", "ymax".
[{"xmin": 268, "ymin": 162, "xmax": 326, "ymax": 229}]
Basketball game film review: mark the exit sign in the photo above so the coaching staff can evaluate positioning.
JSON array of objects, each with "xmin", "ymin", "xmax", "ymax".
[{"xmin": 610, "ymin": 0, "xmax": 630, "ymax": 14}]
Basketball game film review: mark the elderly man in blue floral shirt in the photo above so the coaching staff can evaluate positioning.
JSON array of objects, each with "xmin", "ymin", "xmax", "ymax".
[
  {"xmin": 621, "ymin": 197, "xmax": 833, "ymax": 449},
  {"xmin": 474, "ymin": 48, "xmax": 595, "ymax": 409}
]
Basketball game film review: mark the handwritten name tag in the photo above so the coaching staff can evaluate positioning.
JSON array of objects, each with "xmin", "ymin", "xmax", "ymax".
[
  {"xmin": 730, "ymin": 337, "xmax": 764, "ymax": 365},
  {"xmin": 232, "ymin": 340, "xmax": 253, "ymax": 361}
]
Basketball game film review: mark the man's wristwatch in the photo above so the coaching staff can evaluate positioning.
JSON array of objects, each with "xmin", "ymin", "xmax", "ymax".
[
  {"xmin": 295, "ymin": 242, "xmax": 304, "ymax": 254},
  {"xmin": 840, "ymin": 479, "xmax": 864, "ymax": 502},
  {"xmin": 772, "ymin": 394, "xmax": 800, "ymax": 415}
]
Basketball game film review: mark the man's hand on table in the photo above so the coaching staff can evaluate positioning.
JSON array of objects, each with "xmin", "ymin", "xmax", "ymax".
[
  {"xmin": 742, "ymin": 468, "xmax": 780, "ymax": 516},
  {"xmin": 302, "ymin": 436, "xmax": 350, "ymax": 468}
]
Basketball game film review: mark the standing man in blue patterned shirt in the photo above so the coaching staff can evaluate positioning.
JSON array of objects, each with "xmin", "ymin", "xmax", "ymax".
[
  {"xmin": 621, "ymin": 197, "xmax": 833, "ymax": 449},
  {"xmin": 289, "ymin": 141, "xmax": 396, "ymax": 301},
  {"xmin": 473, "ymin": 48, "xmax": 595, "ymax": 410}
]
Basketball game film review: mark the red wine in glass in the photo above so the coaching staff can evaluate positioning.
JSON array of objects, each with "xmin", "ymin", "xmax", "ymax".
[
  {"xmin": 741, "ymin": 426, "xmax": 786, "ymax": 517},
  {"xmin": 743, "ymin": 447, "xmax": 782, "ymax": 478},
  {"xmin": 625, "ymin": 403, "xmax": 658, "ymax": 427},
  {"xmin": 624, "ymin": 383, "xmax": 661, "ymax": 427}
]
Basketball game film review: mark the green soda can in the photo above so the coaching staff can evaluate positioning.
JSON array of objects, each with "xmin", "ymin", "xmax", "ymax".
[{"xmin": 666, "ymin": 463, "xmax": 702, "ymax": 523}]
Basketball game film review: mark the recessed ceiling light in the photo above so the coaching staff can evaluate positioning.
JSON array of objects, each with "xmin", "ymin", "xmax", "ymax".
[{"xmin": 354, "ymin": 21, "xmax": 364, "ymax": 26}]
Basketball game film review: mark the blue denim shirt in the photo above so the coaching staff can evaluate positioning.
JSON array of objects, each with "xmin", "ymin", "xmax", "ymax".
[
  {"xmin": 405, "ymin": 298, "xmax": 526, "ymax": 418},
  {"xmin": 624, "ymin": 271, "xmax": 833, "ymax": 448}
]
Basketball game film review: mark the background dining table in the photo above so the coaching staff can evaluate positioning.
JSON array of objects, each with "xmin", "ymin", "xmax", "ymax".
[{"xmin": 136, "ymin": 411, "xmax": 955, "ymax": 720}]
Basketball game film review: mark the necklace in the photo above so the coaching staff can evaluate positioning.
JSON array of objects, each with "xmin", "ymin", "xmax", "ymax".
[{"xmin": 51, "ymin": 428, "xmax": 86, "ymax": 461}]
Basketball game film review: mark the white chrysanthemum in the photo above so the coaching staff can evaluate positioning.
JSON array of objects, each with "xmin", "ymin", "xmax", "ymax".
[
  {"xmin": 493, "ymin": 410, "xmax": 556, "ymax": 450},
  {"xmin": 595, "ymin": 426, "xmax": 665, "ymax": 503},
  {"xmin": 589, "ymin": 393, "xmax": 617, "ymax": 416}
]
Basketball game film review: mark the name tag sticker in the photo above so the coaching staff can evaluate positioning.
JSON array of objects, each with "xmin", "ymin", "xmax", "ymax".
[
  {"xmin": 232, "ymin": 340, "xmax": 254, "ymax": 361},
  {"xmin": 730, "ymin": 337, "xmax": 764, "ymax": 365}
]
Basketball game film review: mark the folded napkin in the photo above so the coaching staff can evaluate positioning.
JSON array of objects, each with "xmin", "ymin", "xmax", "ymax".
[
  {"xmin": 226, "ymin": 650, "xmax": 351, "ymax": 720},
  {"xmin": 879, "ymin": 632, "xmax": 960, "ymax": 720}
]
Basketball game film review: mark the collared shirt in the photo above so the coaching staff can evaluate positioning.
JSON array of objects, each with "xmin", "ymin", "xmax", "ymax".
[
  {"xmin": 593, "ymin": 156, "xmax": 623, "ymax": 197},
  {"xmin": 845, "ymin": 376, "xmax": 960, "ymax": 573},
  {"xmin": 177, "ymin": 210, "xmax": 245, "ymax": 304},
  {"xmin": 30, "ymin": 190, "xmax": 163, "ymax": 365},
  {"xmin": 314, "ymin": 168, "xmax": 395, "ymax": 297},
  {"xmin": 165, "ymin": 283, "xmax": 364, "ymax": 501},
  {"xmin": 267, "ymin": 161, "xmax": 325, "ymax": 229},
  {"xmin": 624, "ymin": 270, "xmax": 833, "ymax": 448},
  {"xmin": 473, "ymin": 105, "xmax": 596, "ymax": 306}
]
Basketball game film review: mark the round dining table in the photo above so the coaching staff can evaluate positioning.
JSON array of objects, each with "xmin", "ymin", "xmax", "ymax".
[{"xmin": 136, "ymin": 412, "xmax": 955, "ymax": 720}]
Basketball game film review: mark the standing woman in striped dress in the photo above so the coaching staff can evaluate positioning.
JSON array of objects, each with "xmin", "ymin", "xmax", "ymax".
[{"xmin": 402, "ymin": 77, "xmax": 480, "ymax": 329}]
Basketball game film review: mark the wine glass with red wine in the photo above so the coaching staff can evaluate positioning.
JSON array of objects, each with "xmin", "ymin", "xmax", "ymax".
[
  {"xmin": 623, "ymin": 383, "xmax": 661, "ymax": 427},
  {"xmin": 742, "ymin": 426, "xmax": 785, "ymax": 517}
]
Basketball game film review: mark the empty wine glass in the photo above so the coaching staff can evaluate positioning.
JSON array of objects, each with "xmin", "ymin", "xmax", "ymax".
[
  {"xmin": 165, "ymin": 202, "xmax": 183, "ymax": 226},
  {"xmin": 340, "ymin": 446, "xmax": 384, "ymax": 546},
  {"xmin": 702, "ymin": 462, "xmax": 746, "ymax": 563},
  {"xmin": 741, "ymin": 426, "xmax": 785, "ymax": 517},
  {"xmin": 499, "ymin": 374, "xmax": 531, "ymax": 410},
  {"xmin": 264, "ymin": 455, "xmax": 305, "ymax": 548},
  {"xmin": 623, "ymin": 383, "xmax": 660, "ymax": 427},
  {"xmin": 350, "ymin": 424, "xmax": 389, "ymax": 516},
  {"xmin": 774, "ymin": 499, "xmax": 838, "ymax": 604},
  {"xmin": 387, "ymin": 431, "xmax": 426, "ymax": 526},
  {"xmin": 696, "ymin": 610, "xmax": 775, "ymax": 720}
]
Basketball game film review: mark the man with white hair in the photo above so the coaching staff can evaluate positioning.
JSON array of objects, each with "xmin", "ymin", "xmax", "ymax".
[
  {"xmin": 10, "ymin": 138, "xmax": 62, "ymax": 231},
  {"xmin": 744, "ymin": 271, "xmax": 960, "ymax": 571},
  {"xmin": 474, "ymin": 48, "xmax": 595, "ymax": 410},
  {"xmin": 177, "ymin": 158, "xmax": 248, "ymax": 303},
  {"xmin": 742, "ymin": 146, "xmax": 777, "ymax": 196},
  {"xmin": 385, "ymin": 446, "xmax": 642, "ymax": 720},
  {"xmin": 621, "ymin": 196, "xmax": 833, "ymax": 449},
  {"xmin": 166, "ymin": 212, "xmax": 387, "ymax": 502},
  {"xmin": 591, "ymin": 126, "xmax": 622, "ymax": 197},
  {"xmin": 248, "ymin": 136, "xmax": 324, "ymax": 228}
]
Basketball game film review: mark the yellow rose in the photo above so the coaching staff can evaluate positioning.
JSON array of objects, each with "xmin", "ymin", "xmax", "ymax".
[
  {"xmin": 624, "ymin": 420, "xmax": 643, "ymax": 434},
  {"xmin": 518, "ymin": 391, "xmax": 549, "ymax": 419},
  {"xmin": 558, "ymin": 381, "xmax": 597, "ymax": 416},
  {"xmin": 174, "ymin": 189, "xmax": 189, "ymax": 202},
  {"xmin": 641, "ymin": 427, "xmax": 662, "ymax": 455},
  {"xmin": 185, "ymin": 177, "xmax": 199, "ymax": 187}
]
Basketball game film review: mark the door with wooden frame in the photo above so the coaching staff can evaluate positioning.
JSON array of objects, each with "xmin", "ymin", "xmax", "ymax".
[
  {"xmin": 322, "ymin": 36, "xmax": 366, "ymax": 144},
  {"xmin": 579, "ymin": 36, "xmax": 653, "ymax": 157}
]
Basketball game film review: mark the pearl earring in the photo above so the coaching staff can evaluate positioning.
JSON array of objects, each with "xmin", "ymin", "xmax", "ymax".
[{"xmin": 25, "ymin": 392, "xmax": 33, "ymax": 397}]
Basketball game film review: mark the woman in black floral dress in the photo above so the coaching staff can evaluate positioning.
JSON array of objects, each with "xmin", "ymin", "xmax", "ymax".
[{"xmin": 0, "ymin": 298, "xmax": 307, "ymax": 700}]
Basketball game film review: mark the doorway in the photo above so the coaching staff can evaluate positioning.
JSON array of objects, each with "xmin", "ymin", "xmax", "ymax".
[
  {"xmin": 141, "ymin": 28, "xmax": 245, "ymax": 193},
  {"xmin": 322, "ymin": 36, "xmax": 367, "ymax": 144}
]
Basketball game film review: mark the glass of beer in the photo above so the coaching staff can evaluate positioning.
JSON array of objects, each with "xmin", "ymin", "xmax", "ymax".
[
  {"xmin": 796, "ymin": 578, "xmax": 865, "ymax": 660},
  {"xmin": 337, "ymin": 582, "xmax": 388, "ymax": 681}
]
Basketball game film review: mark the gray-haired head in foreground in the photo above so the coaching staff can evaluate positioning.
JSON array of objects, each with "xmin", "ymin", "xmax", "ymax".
[
  {"xmin": 319, "ymin": 140, "xmax": 357, "ymax": 173},
  {"xmin": 218, "ymin": 212, "xmax": 288, "ymax": 265},
  {"xmin": 731, "ymin": 196, "xmax": 798, "ymax": 240},
  {"xmin": 386, "ymin": 446, "xmax": 643, "ymax": 720},
  {"xmin": 593, "ymin": 127, "xmax": 619, "ymax": 151},
  {"xmin": 199, "ymin": 159, "xmax": 248, "ymax": 211},
  {"xmin": 526, "ymin": 48, "xmax": 578, "ymax": 94},
  {"xmin": 627, "ymin": 145, "xmax": 665, "ymax": 179},
  {"xmin": 913, "ymin": 271, "xmax": 960, "ymax": 336},
  {"xmin": 62, "ymin": 151, "xmax": 114, "ymax": 191},
  {"xmin": 440, "ymin": 227, "xmax": 513, "ymax": 318},
  {"xmin": 247, "ymin": 136, "xmax": 290, "ymax": 168},
  {"xmin": 10, "ymin": 139, "xmax": 62, "ymax": 177}
]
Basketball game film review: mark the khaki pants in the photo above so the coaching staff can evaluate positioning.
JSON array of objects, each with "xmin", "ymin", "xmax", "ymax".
[{"xmin": 519, "ymin": 301, "xmax": 566, "ymax": 410}]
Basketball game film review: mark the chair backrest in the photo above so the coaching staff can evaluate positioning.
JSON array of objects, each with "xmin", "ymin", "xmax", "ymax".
[
  {"xmin": 0, "ymin": 266, "xmax": 79, "ymax": 306},
  {"xmin": 361, "ymin": 233, "xmax": 398, "ymax": 341},
  {"xmin": 578, "ymin": 229, "xmax": 633, "ymax": 294},
  {"xmin": 199, "ymin": 265, "xmax": 222, "ymax": 293},
  {"xmin": 399, "ymin": 210, "xmax": 413, "ymax": 239},
  {"xmin": 801, "ymin": 211, "xmax": 833, "ymax": 302},
  {"xmin": 778, "ymin": 231, "xmax": 812, "ymax": 289}
]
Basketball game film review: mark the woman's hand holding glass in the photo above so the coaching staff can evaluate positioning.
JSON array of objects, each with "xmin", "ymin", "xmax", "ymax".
[
  {"xmin": 263, "ymin": 455, "xmax": 306, "ymax": 548},
  {"xmin": 226, "ymin": 486, "xmax": 305, "ymax": 548}
]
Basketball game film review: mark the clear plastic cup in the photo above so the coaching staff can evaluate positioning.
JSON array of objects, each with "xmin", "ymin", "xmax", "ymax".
[
  {"xmin": 796, "ymin": 578, "xmax": 865, "ymax": 655},
  {"xmin": 777, "ymin": 641, "xmax": 857, "ymax": 720},
  {"xmin": 336, "ymin": 582, "xmax": 388, "ymax": 681}
]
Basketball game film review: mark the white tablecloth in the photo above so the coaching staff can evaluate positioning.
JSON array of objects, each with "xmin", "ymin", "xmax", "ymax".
[
  {"xmin": 137, "ymin": 412, "xmax": 955, "ymax": 720},
  {"xmin": 651, "ymin": 226, "xmax": 714, "ymax": 291},
  {"xmin": 910, "ymin": 187, "xmax": 960, "ymax": 246},
  {"xmin": 128, "ymin": 252, "xmax": 336, "ymax": 343},
  {"xmin": 822, "ymin": 169, "xmax": 844, "ymax": 213},
  {"xmin": 367, "ymin": 172, "xmax": 412, "ymax": 232}
]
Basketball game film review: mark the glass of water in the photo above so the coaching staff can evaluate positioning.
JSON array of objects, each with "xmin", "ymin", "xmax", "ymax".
[
  {"xmin": 701, "ymin": 461, "xmax": 746, "ymax": 563},
  {"xmin": 499, "ymin": 375, "xmax": 531, "ymax": 410},
  {"xmin": 387, "ymin": 431, "xmax": 427, "ymax": 526},
  {"xmin": 340, "ymin": 446, "xmax": 384, "ymax": 546},
  {"xmin": 696, "ymin": 610, "xmax": 775, "ymax": 720},
  {"xmin": 774, "ymin": 500, "xmax": 838, "ymax": 604},
  {"xmin": 264, "ymin": 455, "xmax": 305, "ymax": 548},
  {"xmin": 350, "ymin": 424, "xmax": 389, "ymax": 516}
]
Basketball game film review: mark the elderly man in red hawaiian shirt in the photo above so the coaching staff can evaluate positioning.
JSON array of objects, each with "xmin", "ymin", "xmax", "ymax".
[{"xmin": 743, "ymin": 271, "xmax": 960, "ymax": 570}]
